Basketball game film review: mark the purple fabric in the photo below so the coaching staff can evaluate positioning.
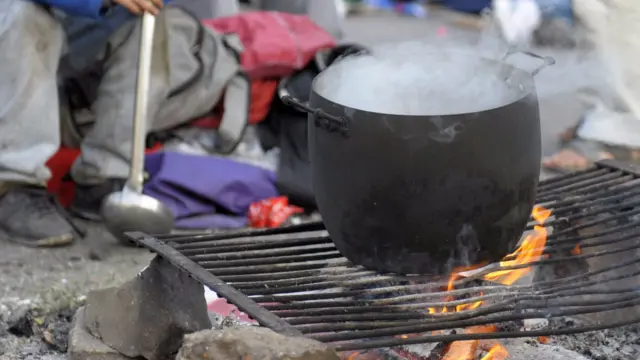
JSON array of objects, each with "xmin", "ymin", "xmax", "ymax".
[
  {"xmin": 176, "ymin": 213, "xmax": 247, "ymax": 229},
  {"xmin": 144, "ymin": 152, "xmax": 278, "ymax": 229}
]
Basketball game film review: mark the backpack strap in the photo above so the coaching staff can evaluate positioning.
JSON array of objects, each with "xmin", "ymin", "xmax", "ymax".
[
  {"xmin": 277, "ymin": 43, "xmax": 369, "ymax": 106},
  {"xmin": 314, "ymin": 43, "xmax": 370, "ymax": 71},
  {"xmin": 215, "ymin": 34, "xmax": 251, "ymax": 154}
]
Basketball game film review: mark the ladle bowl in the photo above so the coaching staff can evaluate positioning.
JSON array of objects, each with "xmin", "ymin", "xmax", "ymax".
[{"xmin": 102, "ymin": 186, "xmax": 175, "ymax": 244}]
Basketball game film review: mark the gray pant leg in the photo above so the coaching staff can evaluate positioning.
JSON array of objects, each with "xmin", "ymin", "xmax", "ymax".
[
  {"xmin": 71, "ymin": 8, "xmax": 224, "ymax": 184},
  {"xmin": 69, "ymin": 13, "xmax": 170, "ymax": 184},
  {"xmin": 0, "ymin": 0, "xmax": 64, "ymax": 185}
]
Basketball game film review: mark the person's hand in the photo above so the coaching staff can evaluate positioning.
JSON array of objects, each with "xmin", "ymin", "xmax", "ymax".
[{"xmin": 113, "ymin": 0, "xmax": 164, "ymax": 15}]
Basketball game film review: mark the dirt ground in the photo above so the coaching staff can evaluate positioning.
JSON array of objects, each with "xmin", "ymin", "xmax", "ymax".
[
  {"xmin": 0, "ymin": 7, "xmax": 615, "ymax": 360},
  {"xmin": 0, "ymin": 225, "xmax": 151, "ymax": 309}
]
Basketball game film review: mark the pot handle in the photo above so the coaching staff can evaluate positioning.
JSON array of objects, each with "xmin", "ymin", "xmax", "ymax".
[
  {"xmin": 502, "ymin": 49, "xmax": 556, "ymax": 76},
  {"xmin": 278, "ymin": 77, "xmax": 349, "ymax": 135},
  {"xmin": 281, "ymin": 95, "xmax": 349, "ymax": 135}
]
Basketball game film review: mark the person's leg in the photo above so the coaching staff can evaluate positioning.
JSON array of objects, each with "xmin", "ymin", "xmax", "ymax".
[
  {"xmin": 70, "ymin": 7, "xmax": 226, "ymax": 218},
  {"xmin": 543, "ymin": 0, "xmax": 640, "ymax": 172},
  {"xmin": 0, "ymin": 0, "xmax": 76, "ymax": 246}
]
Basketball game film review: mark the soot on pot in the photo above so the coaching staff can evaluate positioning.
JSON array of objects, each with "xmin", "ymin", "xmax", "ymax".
[{"xmin": 314, "ymin": 40, "xmax": 527, "ymax": 116}]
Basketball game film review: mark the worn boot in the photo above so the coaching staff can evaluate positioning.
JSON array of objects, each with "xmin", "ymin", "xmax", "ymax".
[
  {"xmin": 0, "ymin": 185, "xmax": 78, "ymax": 247},
  {"xmin": 70, "ymin": 179, "xmax": 125, "ymax": 221}
]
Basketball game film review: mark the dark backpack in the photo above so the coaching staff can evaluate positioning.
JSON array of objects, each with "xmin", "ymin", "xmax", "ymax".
[{"xmin": 258, "ymin": 44, "xmax": 368, "ymax": 210}]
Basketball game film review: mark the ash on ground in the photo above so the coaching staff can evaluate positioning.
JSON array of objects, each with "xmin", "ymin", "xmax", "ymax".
[
  {"xmin": 0, "ymin": 300, "xmax": 252, "ymax": 360},
  {"xmin": 552, "ymin": 319, "xmax": 640, "ymax": 360},
  {"xmin": 3, "ymin": 301, "xmax": 640, "ymax": 360},
  {"xmin": 0, "ymin": 304, "xmax": 80, "ymax": 360}
]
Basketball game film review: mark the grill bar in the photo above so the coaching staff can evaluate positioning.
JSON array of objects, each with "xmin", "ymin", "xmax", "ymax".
[
  {"xmin": 333, "ymin": 316, "xmax": 640, "ymax": 351},
  {"xmin": 134, "ymin": 236, "xmax": 302, "ymax": 336},
  {"xmin": 132, "ymin": 159, "xmax": 640, "ymax": 351}
]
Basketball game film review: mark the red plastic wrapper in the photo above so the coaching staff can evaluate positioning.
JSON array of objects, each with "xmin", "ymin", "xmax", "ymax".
[{"xmin": 248, "ymin": 196, "xmax": 304, "ymax": 228}]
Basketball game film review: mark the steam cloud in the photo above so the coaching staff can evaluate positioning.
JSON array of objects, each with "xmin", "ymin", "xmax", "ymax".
[{"xmin": 314, "ymin": 40, "xmax": 528, "ymax": 116}]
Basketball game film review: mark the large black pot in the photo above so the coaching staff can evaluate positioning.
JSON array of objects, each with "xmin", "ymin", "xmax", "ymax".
[{"xmin": 283, "ymin": 50, "xmax": 554, "ymax": 275}]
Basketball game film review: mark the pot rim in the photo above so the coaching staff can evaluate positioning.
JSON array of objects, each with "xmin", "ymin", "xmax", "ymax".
[{"xmin": 312, "ymin": 55, "xmax": 538, "ymax": 117}]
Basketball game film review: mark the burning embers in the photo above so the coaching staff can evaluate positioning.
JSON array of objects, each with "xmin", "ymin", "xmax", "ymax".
[
  {"xmin": 425, "ymin": 206, "xmax": 551, "ymax": 360},
  {"xmin": 345, "ymin": 206, "xmax": 553, "ymax": 360},
  {"xmin": 441, "ymin": 326, "xmax": 508, "ymax": 360}
]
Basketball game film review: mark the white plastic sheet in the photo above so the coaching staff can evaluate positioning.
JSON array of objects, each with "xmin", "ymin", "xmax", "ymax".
[{"xmin": 574, "ymin": 0, "xmax": 640, "ymax": 147}]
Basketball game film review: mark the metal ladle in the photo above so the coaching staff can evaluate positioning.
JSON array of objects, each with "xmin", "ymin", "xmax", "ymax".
[{"xmin": 101, "ymin": 12, "xmax": 175, "ymax": 245}]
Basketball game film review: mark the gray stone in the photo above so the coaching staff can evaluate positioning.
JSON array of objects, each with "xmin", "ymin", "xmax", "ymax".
[
  {"xmin": 175, "ymin": 326, "xmax": 340, "ymax": 360},
  {"xmin": 83, "ymin": 256, "xmax": 212, "ymax": 360},
  {"xmin": 68, "ymin": 307, "xmax": 133, "ymax": 360}
]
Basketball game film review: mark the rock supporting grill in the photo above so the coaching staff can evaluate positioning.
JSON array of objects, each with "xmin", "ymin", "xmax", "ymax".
[{"xmin": 129, "ymin": 159, "xmax": 640, "ymax": 352}]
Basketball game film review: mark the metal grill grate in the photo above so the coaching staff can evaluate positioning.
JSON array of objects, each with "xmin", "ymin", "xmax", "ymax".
[{"xmin": 130, "ymin": 159, "xmax": 640, "ymax": 352}]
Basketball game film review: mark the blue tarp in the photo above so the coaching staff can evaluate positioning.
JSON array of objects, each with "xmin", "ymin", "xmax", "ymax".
[{"xmin": 441, "ymin": 0, "xmax": 491, "ymax": 13}]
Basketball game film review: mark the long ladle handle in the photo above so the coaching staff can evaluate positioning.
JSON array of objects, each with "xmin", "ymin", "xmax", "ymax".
[{"xmin": 127, "ymin": 12, "xmax": 156, "ymax": 193}]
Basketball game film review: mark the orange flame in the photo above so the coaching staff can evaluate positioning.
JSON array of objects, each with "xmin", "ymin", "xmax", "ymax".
[
  {"xmin": 426, "ymin": 264, "xmax": 486, "ymax": 315},
  {"xmin": 484, "ymin": 206, "xmax": 551, "ymax": 285},
  {"xmin": 571, "ymin": 244, "xmax": 581, "ymax": 256},
  {"xmin": 480, "ymin": 344, "xmax": 509, "ymax": 360},
  {"xmin": 443, "ymin": 326, "xmax": 499, "ymax": 360},
  {"xmin": 432, "ymin": 206, "xmax": 550, "ymax": 360},
  {"xmin": 537, "ymin": 336, "xmax": 550, "ymax": 344},
  {"xmin": 443, "ymin": 340, "xmax": 477, "ymax": 360}
]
